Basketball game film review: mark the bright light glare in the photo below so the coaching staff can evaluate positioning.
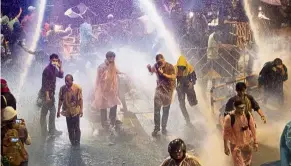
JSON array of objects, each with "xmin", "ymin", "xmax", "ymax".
[
  {"xmin": 137, "ymin": 0, "xmax": 181, "ymax": 62},
  {"xmin": 16, "ymin": 0, "xmax": 47, "ymax": 99},
  {"xmin": 189, "ymin": 12, "xmax": 194, "ymax": 18},
  {"xmin": 54, "ymin": 25, "xmax": 63, "ymax": 31}
]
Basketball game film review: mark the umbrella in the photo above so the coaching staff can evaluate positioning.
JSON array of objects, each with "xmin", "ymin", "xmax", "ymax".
[{"xmin": 64, "ymin": 3, "xmax": 96, "ymax": 19}]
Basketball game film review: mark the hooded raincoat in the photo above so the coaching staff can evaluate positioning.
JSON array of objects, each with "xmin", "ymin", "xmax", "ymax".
[
  {"xmin": 223, "ymin": 113, "xmax": 257, "ymax": 166},
  {"xmin": 174, "ymin": 56, "xmax": 198, "ymax": 123},
  {"xmin": 92, "ymin": 60, "xmax": 121, "ymax": 110},
  {"xmin": 174, "ymin": 56, "xmax": 197, "ymax": 105},
  {"xmin": 174, "ymin": 56, "xmax": 196, "ymax": 85}
]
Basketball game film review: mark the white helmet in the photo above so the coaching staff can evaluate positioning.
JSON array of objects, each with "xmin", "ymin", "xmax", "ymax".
[
  {"xmin": 2, "ymin": 106, "xmax": 17, "ymax": 121},
  {"xmin": 28, "ymin": 6, "xmax": 36, "ymax": 12},
  {"xmin": 107, "ymin": 14, "xmax": 114, "ymax": 20}
]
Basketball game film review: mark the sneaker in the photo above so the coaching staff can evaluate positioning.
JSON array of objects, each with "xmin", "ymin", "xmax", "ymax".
[
  {"xmin": 102, "ymin": 121, "xmax": 110, "ymax": 130},
  {"xmin": 73, "ymin": 141, "xmax": 80, "ymax": 146},
  {"xmin": 161, "ymin": 128, "xmax": 167, "ymax": 135},
  {"xmin": 190, "ymin": 100, "xmax": 198, "ymax": 106},
  {"xmin": 120, "ymin": 108, "xmax": 128, "ymax": 112},
  {"xmin": 71, "ymin": 141, "xmax": 80, "ymax": 149},
  {"xmin": 49, "ymin": 130, "xmax": 63, "ymax": 136},
  {"xmin": 151, "ymin": 129, "xmax": 159, "ymax": 137},
  {"xmin": 186, "ymin": 122, "xmax": 194, "ymax": 127},
  {"xmin": 92, "ymin": 129, "xmax": 99, "ymax": 136}
]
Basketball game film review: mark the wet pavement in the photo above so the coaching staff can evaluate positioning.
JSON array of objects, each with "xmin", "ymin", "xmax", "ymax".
[
  {"xmin": 1, "ymin": 62, "xmax": 166, "ymax": 166},
  {"xmin": 17, "ymin": 90, "xmax": 167, "ymax": 166}
]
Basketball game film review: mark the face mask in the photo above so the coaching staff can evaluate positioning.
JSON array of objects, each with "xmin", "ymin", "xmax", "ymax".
[
  {"xmin": 51, "ymin": 62, "xmax": 59, "ymax": 71},
  {"xmin": 51, "ymin": 61, "xmax": 58, "ymax": 66}
]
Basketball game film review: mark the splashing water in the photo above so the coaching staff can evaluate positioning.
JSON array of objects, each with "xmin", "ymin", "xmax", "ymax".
[
  {"xmin": 243, "ymin": 0, "xmax": 264, "ymax": 72},
  {"xmin": 243, "ymin": 1, "xmax": 291, "ymax": 165},
  {"xmin": 194, "ymin": 85, "xmax": 230, "ymax": 165},
  {"xmin": 137, "ymin": 0, "xmax": 181, "ymax": 62},
  {"xmin": 16, "ymin": 0, "xmax": 47, "ymax": 100},
  {"xmin": 243, "ymin": 0, "xmax": 291, "ymax": 72},
  {"xmin": 136, "ymin": 1, "xmax": 231, "ymax": 165}
]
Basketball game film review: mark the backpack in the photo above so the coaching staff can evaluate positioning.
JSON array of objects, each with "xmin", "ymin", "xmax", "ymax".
[
  {"xmin": 1, "ymin": 124, "xmax": 28, "ymax": 166},
  {"xmin": 230, "ymin": 112, "xmax": 251, "ymax": 129}
]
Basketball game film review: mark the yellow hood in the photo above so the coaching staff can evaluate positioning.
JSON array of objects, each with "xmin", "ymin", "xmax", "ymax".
[
  {"xmin": 176, "ymin": 55, "xmax": 188, "ymax": 67},
  {"xmin": 175, "ymin": 55, "xmax": 194, "ymax": 75}
]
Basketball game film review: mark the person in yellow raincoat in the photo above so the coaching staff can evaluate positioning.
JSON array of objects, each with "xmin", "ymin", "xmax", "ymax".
[{"xmin": 175, "ymin": 55, "xmax": 198, "ymax": 126}]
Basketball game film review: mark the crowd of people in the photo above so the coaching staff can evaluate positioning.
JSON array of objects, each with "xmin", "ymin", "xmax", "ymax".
[
  {"xmin": 1, "ymin": 0, "xmax": 291, "ymax": 166},
  {"xmin": 1, "ymin": 50, "xmax": 290, "ymax": 165},
  {"xmin": 1, "ymin": 6, "xmax": 38, "ymax": 63}
]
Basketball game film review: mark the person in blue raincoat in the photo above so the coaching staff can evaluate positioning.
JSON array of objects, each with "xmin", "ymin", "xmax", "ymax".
[{"xmin": 280, "ymin": 120, "xmax": 291, "ymax": 166}]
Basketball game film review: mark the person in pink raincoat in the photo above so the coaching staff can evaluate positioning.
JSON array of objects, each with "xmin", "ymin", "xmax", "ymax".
[
  {"xmin": 92, "ymin": 51, "xmax": 121, "ymax": 130},
  {"xmin": 223, "ymin": 99, "xmax": 258, "ymax": 166}
]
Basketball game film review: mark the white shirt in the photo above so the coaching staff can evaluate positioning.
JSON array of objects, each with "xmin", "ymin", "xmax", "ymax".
[
  {"xmin": 80, "ymin": 22, "xmax": 93, "ymax": 45},
  {"xmin": 207, "ymin": 32, "xmax": 219, "ymax": 60}
]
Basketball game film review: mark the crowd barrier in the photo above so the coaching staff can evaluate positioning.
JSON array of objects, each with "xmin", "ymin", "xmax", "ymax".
[
  {"xmin": 209, "ymin": 74, "xmax": 258, "ymax": 113},
  {"xmin": 182, "ymin": 45, "xmax": 248, "ymax": 79}
]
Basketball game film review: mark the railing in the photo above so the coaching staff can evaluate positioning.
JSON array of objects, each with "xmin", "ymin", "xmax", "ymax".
[
  {"xmin": 182, "ymin": 45, "xmax": 248, "ymax": 79},
  {"xmin": 209, "ymin": 74, "xmax": 258, "ymax": 113}
]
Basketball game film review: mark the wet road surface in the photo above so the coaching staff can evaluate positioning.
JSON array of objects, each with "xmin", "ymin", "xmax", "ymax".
[{"xmin": 2, "ymin": 62, "xmax": 166, "ymax": 166}]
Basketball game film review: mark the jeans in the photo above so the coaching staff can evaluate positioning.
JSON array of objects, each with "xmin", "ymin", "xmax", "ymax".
[
  {"xmin": 154, "ymin": 101, "xmax": 170, "ymax": 131},
  {"xmin": 177, "ymin": 85, "xmax": 197, "ymax": 123},
  {"xmin": 40, "ymin": 97, "xmax": 56, "ymax": 135},
  {"xmin": 20, "ymin": 161, "xmax": 28, "ymax": 166},
  {"xmin": 263, "ymin": 87, "xmax": 284, "ymax": 105},
  {"xmin": 66, "ymin": 116, "xmax": 81, "ymax": 145},
  {"xmin": 100, "ymin": 105, "xmax": 117, "ymax": 128}
]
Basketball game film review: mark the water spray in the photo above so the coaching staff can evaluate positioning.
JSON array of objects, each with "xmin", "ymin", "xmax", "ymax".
[
  {"xmin": 137, "ymin": 0, "xmax": 181, "ymax": 62},
  {"xmin": 16, "ymin": 0, "xmax": 47, "ymax": 100}
]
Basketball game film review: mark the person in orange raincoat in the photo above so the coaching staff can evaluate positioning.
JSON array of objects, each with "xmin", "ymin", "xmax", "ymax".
[{"xmin": 91, "ymin": 51, "xmax": 121, "ymax": 130}]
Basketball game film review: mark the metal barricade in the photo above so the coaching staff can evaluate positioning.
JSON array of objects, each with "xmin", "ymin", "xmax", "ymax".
[
  {"xmin": 209, "ymin": 74, "xmax": 257, "ymax": 113},
  {"xmin": 182, "ymin": 46, "xmax": 245, "ymax": 79}
]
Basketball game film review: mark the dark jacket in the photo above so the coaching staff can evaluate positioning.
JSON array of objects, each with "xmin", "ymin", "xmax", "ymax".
[
  {"xmin": 258, "ymin": 61, "xmax": 288, "ymax": 91},
  {"xmin": 175, "ymin": 56, "xmax": 197, "ymax": 88},
  {"xmin": 40, "ymin": 64, "xmax": 64, "ymax": 98},
  {"xmin": 224, "ymin": 94, "xmax": 260, "ymax": 116}
]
